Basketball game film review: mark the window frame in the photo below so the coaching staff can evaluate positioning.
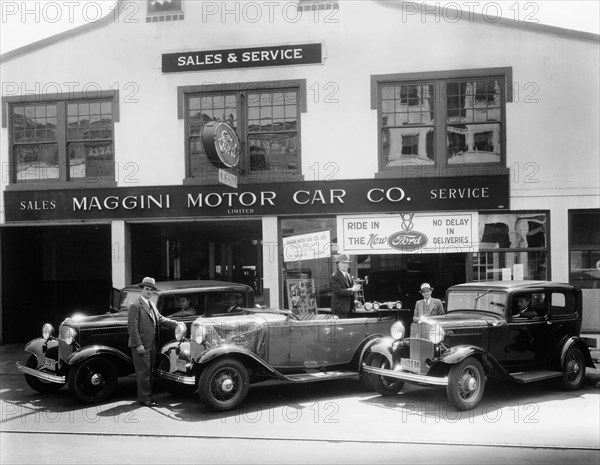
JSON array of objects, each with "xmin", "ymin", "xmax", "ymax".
[
  {"xmin": 371, "ymin": 67, "xmax": 513, "ymax": 178},
  {"xmin": 3, "ymin": 90, "xmax": 119, "ymax": 189},
  {"xmin": 178, "ymin": 80, "xmax": 307, "ymax": 184}
]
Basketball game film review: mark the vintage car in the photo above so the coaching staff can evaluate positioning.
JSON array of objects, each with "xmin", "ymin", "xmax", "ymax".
[
  {"xmin": 155, "ymin": 308, "xmax": 398, "ymax": 411},
  {"xmin": 16, "ymin": 280, "xmax": 254, "ymax": 403},
  {"xmin": 362, "ymin": 280, "xmax": 595, "ymax": 411}
]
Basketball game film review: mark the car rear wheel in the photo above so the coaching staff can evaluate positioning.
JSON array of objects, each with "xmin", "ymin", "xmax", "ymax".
[
  {"xmin": 198, "ymin": 358, "xmax": 249, "ymax": 412},
  {"xmin": 68, "ymin": 357, "xmax": 118, "ymax": 403},
  {"xmin": 365, "ymin": 352, "xmax": 405, "ymax": 396},
  {"xmin": 446, "ymin": 357, "xmax": 485, "ymax": 411},
  {"xmin": 561, "ymin": 346, "xmax": 586, "ymax": 391},
  {"xmin": 157, "ymin": 355, "xmax": 196, "ymax": 396},
  {"xmin": 24, "ymin": 354, "xmax": 65, "ymax": 393}
]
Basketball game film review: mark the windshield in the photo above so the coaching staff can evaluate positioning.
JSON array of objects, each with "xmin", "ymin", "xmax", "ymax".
[
  {"xmin": 446, "ymin": 290, "xmax": 507, "ymax": 316},
  {"xmin": 116, "ymin": 289, "xmax": 157, "ymax": 312}
]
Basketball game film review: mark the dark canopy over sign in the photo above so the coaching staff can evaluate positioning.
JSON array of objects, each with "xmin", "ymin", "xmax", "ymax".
[
  {"xmin": 162, "ymin": 43, "xmax": 323, "ymax": 73},
  {"xmin": 4, "ymin": 175, "xmax": 509, "ymax": 222}
]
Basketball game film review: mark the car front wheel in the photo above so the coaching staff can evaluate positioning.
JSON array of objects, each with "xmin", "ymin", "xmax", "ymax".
[
  {"xmin": 24, "ymin": 354, "xmax": 65, "ymax": 393},
  {"xmin": 68, "ymin": 357, "xmax": 118, "ymax": 403},
  {"xmin": 198, "ymin": 358, "xmax": 249, "ymax": 411},
  {"xmin": 446, "ymin": 357, "xmax": 485, "ymax": 411},
  {"xmin": 365, "ymin": 352, "xmax": 405, "ymax": 396},
  {"xmin": 561, "ymin": 346, "xmax": 586, "ymax": 391}
]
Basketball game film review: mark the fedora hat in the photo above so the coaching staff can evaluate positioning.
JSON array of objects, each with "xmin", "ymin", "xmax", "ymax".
[
  {"xmin": 336, "ymin": 253, "xmax": 351, "ymax": 263},
  {"xmin": 138, "ymin": 276, "xmax": 157, "ymax": 290},
  {"xmin": 420, "ymin": 283, "xmax": 433, "ymax": 292}
]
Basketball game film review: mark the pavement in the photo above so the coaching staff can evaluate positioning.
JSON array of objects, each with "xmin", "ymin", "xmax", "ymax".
[{"xmin": 1, "ymin": 342, "xmax": 599, "ymax": 386}]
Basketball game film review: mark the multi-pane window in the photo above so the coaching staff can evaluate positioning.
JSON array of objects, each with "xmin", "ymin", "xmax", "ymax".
[
  {"xmin": 569, "ymin": 210, "xmax": 600, "ymax": 289},
  {"xmin": 10, "ymin": 94, "xmax": 116, "ymax": 184},
  {"xmin": 377, "ymin": 70, "xmax": 507, "ymax": 172},
  {"xmin": 185, "ymin": 83, "xmax": 302, "ymax": 180}
]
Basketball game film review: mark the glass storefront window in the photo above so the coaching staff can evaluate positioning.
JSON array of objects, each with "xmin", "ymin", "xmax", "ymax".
[
  {"xmin": 569, "ymin": 211, "xmax": 600, "ymax": 289},
  {"xmin": 281, "ymin": 217, "xmax": 337, "ymax": 312},
  {"xmin": 474, "ymin": 212, "xmax": 548, "ymax": 281}
]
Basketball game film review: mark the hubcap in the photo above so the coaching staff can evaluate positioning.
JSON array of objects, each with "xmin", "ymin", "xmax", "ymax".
[
  {"xmin": 90, "ymin": 373, "xmax": 103, "ymax": 386},
  {"xmin": 466, "ymin": 376, "xmax": 477, "ymax": 392},
  {"xmin": 220, "ymin": 377, "xmax": 234, "ymax": 393}
]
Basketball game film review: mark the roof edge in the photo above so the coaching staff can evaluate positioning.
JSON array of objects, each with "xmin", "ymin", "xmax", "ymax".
[
  {"xmin": 375, "ymin": 0, "xmax": 600, "ymax": 44},
  {"xmin": 0, "ymin": 0, "xmax": 122, "ymax": 63}
]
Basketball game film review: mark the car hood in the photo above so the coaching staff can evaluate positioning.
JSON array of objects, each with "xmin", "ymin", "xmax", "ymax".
[
  {"xmin": 432, "ymin": 311, "xmax": 504, "ymax": 329},
  {"xmin": 61, "ymin": 312, "xmax": 127, "ymax": 329}
]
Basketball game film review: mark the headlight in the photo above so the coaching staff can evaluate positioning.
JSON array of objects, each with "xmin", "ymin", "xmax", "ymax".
[
  {"xmin": 390, "ymin": 321, "xmax": 405, "ymax": 340},
  {"xmin": 191, "ymin": 324, "xmax": 206, "ymax": 344},
  {"xmin": 175, "ymin": 323, "xmax": 187, "ymax": 341},
  {"xmin": 60, "ymin": 325, "xmax": 77, "ymax": 345},
  {"xmin": 42, "ymin": 323, "xmax": 55, "ymax": 340},
  {"xmin": 427, "ymin": 324, "xmax": 446, "ymax": 344}
]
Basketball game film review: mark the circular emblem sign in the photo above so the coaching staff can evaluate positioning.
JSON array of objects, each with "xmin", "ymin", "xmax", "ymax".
[{"xmin": 201, "ymin": 121, "xmax": 241, "ymax": 169}]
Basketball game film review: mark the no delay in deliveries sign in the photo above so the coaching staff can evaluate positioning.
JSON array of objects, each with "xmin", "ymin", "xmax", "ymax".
[{"xmin": 338, "ymin": 212, "xmax": 479, "ymax": 254}]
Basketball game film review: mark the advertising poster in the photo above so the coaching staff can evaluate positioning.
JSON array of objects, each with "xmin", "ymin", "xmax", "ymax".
[
  {"xmin": 286, "ymin": 278, "xmax": 316, "ymax": 314},
  {"xmin": 282, "ymin": 230, "xmax": 331, "ymax": 262},
  {"xmin": 337, "ymin": 212, "xmax": 479, "ymax": 254}
]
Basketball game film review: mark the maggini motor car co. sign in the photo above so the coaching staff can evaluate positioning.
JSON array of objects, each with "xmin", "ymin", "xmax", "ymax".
[{"xmin": 337, "ymin": 212, "xmax": 480, "ymax": 254}]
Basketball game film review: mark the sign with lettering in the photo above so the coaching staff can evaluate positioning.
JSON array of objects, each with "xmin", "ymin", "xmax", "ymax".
[
  {"xmin": 3, "ymin": 175, "xmax": 508, "ymax": 222},
  {"xmin": 218, "ymin": 169, "xmax": 238, "ymax": 189},
  {"xmin": 282, "ymin": 230, "xmax": 331, "ymax": 262},
  {"xmin": 337, "ymin": 212, "xmax": 479, "ymax": 254},
  {"xmin": 162, "ymin": 43, "xmax": 323, "ymax": 73}
]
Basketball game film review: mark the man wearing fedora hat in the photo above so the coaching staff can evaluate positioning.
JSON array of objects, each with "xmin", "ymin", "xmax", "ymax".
[
  {"xmin": 127, "ymin": 277, "xmax": 179, "ymax": 406},
  {"xmin": 330, "ymin": 253, "xmax": 362, "ymax": 319},
  {"xmin": 413, "ymin": 282, "xmax": 445, "ymax": 323}
]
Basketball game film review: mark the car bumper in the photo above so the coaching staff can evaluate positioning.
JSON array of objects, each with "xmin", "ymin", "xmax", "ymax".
[
  {"xmin": 16, "ymin": 361, "xmax": 66, "ymax": 384},
  {"xmin": 362, "ymin": 364, "xmax": 448, "ymax": 386},
  {"xmin": 153, "ymin": 368, "xmax": 196, "ymax": 385}
]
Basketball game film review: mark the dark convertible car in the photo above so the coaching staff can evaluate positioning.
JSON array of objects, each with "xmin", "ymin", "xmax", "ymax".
[
  {"xmin": 363, "ymin": 280, "xmax": 595, "ymax": 410},
  {"xmin": 16, "ymin": 280, "xmax": 254, "ymax": 403}
]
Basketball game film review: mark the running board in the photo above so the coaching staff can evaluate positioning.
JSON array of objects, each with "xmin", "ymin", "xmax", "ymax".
[
  {"xmin": 282, "ymin": 370, "xmax": 357, "ymax": 383},
  {"xmin": 508, "ymin": 370, "xmax": 563, "ymax": 383}
]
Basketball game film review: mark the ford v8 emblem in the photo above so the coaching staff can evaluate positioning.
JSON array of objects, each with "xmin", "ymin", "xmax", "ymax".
[
  {"xmin": 201, "ymin": 121, "xmax": 241, "ymax": 169},
  {"xmin": 387, "ymin": 231, "xmax": 428, "ymax": 252}
]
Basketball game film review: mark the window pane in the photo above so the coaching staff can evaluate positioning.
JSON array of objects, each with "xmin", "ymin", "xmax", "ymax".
[
  {"xmin": 68, "ymin": 141, "xmax": 114, "ymax": 181},
  {"xmin": 472, "ymin": 251, "xmax": 547, "ymax": 281},
  {"xmin": 248, "ymin": 133, "xmax": 298, "ymax": 173},
  {"xmin": 15, "ymin": 144, "xmax": 59, "ymax": 182},
  {"xmin": 479, "ymin": 213, "xmax": 547, "ymax": 249},
  {"xmin": 570, "ymin": 250, "xmax": 600, "ymax": 289},
  {"xmin": 447, "ymin": 123, "xmax": 501, "ymax": 164},
  {"xmin": 383, "ymin": 127, "xmax": 434, "ymax": 167}
]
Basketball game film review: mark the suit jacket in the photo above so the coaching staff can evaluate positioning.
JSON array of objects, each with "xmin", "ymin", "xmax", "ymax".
[
  {"xmin": 413, "ymin": 298, "xmax": 445, "ymax": 320},
  {"xmin": 330, "ymin": 269, "xmax": 356, "ymax": 316},
  {"xmin": 127, "ymin": 296, "xmax": 178, "ymax": 349}
]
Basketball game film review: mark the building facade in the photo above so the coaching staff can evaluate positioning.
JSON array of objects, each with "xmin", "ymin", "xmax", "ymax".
[{"xmin": 1, "ymin": 0, "xmax": 599, "ymax": 344}]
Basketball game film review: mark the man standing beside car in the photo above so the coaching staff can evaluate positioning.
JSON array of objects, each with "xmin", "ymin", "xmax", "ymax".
[
  {"xmin": 413, "ymin": 283, "xmax": 445, "ymax": 322},
  {"xmin": 127, "ymin": 277, "xmax": 178, "ymax": 407},
  {"xmin": 330, "ymin": 253, "xmax": 362, "ymax": 319}
]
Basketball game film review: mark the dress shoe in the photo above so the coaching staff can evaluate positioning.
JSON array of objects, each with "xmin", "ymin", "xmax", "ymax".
[{"xmin": 140, "ymin": 400, "xmax": 158, "ymax": 407}]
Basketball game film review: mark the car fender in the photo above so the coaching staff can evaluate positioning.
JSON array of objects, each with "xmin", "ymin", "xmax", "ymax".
[
  {"xmin": 194, "ymin": 344, "xmax": 282, "ymax": 378},
  {"xmin": 24, "ymin": 338, "xmax": 59, "ymax": 363},
  {"xmin": 436, "ymin": 345, "xmax": 488, "ymax": 365},
  {"xmin": 363, "ymin": 336, "xmax": 396, "ymax": 367},
  {"xmin": 558, "ymin": 336, "xmax": 595, "ymax": 369},
  {"xmin": 65, "ymin": 345, "xmax": 132, "ymax": 366}
]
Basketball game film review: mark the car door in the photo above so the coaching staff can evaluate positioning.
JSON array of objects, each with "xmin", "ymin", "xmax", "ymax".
[{"xmin": 280, "ymin": 316, "xmax": 336, "ymax": 369}]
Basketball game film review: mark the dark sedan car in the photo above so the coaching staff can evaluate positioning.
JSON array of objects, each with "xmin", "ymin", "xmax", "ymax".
[
  {"xmin": 16, "ymin": 280, "xmax": 254, "ymax": 403},
  {"xmin": 363, "ymin": 280, "xmax": 594, "ymax": 410}
]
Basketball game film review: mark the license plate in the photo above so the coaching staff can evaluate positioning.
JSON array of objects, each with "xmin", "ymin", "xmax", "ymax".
[
  {"xmin": 176, "ymin": 359, "xmax": 187, "ymax": 372},
  {"xmin": 400, "ymin": 358, "xmax": 420, "ymax": 373},
  {"xmin": 43, "ymin": 358, "xmax": 56, "ymax": 371}
]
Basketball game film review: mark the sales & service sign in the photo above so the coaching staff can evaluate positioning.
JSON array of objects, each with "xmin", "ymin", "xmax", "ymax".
[{"xmin": 162, "ymin": 43, "xmax": 323, "ymax": 73}]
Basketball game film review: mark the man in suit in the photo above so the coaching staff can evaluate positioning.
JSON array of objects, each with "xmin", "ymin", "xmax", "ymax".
[
  {"xmin": 413, "ymin": 283, "xmax": 445, "ymax": 323},
  {"xmin": 127, "ymin": 276, "xmax": 179, "ymax": 406},
  {"xmin": 330, "ymin": 253, "xmax": 362, "ymax": 319}
]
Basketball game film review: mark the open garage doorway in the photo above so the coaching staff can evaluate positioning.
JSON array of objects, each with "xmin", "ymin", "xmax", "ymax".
[{"xmin": 130, "ymin": 219, "xmax": 263, "ymax": 301}]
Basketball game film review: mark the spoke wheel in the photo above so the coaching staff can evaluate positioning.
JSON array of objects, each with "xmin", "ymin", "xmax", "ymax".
[
  {"xmin": 198, "ymin": 358, "xmax": 249, "ymax": 412},
  {"xmin": 24, "ymin": 354, "xmax": 65, "ymax": 393},
  {"xmin": 365, "ymin": 352, "xmax": 405, "ymax": 396},
  {"xmin": 561, "ymin": 347, "xmax": 585, "ymax": 391},
  {"xmin": 447, "ymin": 357, "xmax": 485, "ymax": 411},
  {"xmin": 68, "ymin": 357, "xmax": 117, "ymax": 403}
]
